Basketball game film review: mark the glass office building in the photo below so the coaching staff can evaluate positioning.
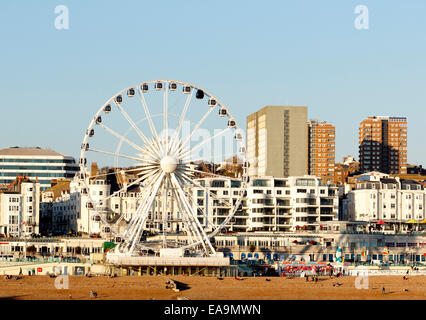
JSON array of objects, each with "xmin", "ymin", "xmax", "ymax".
[{"xmin": 0, "ymin": 147, "xmax": 79, "ymax": 191}]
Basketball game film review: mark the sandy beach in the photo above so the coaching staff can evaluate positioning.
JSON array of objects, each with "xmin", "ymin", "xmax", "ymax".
[{"xmin": 0, "ymin": 275, "xmax": 425, "ymax": 300}]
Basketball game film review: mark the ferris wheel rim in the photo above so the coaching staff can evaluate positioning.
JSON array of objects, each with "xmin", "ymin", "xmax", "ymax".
[{"xmin": 78, "ymin": 79, "xmax": 249, "ymax": 256}]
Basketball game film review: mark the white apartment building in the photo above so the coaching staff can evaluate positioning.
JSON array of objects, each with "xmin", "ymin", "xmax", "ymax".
[
  {"xmin": 345, "ymin": 173, "xmax": 426, "ymax": 229},
  {"xmin": 0, "ymin": 179, "xmax": 40, "ymax": 237},
  {"xmin": 40, "ymin": 175, "xmax": 110, "ymax": 237},
  {"xmin": 40, "ymin": 173, "xmax": 339, "ymax": 237},
  {"xmin": 191, "ymin": 176, "xmax": 339, "ymax": 233}
]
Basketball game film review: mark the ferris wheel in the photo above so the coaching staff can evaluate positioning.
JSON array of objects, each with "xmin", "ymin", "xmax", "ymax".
[{"xmin": 79, "ymin": 80, "xmax": 248, "ymax": 257}]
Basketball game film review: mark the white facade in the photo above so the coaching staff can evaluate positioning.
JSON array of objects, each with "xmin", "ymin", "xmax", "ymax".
[
  {"xmin": 0, "ymin": 181, "xmax": 40, "ymax": 237},
  {"xmin": 40, "ymin": 174, "xmax": 339, "ymax": 237},
  {"xmin": 191, "ymin": 176, "xmax": 339, "ymax": 233},
  {"xmin": 346, "ymin": 177, "xmax": 426, "ymax": 223}
]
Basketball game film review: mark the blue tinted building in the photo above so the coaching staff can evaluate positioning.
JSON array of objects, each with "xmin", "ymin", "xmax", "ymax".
[{"xmin": 0, "ymin": 147, "xmax": 79, "ymax": 191}]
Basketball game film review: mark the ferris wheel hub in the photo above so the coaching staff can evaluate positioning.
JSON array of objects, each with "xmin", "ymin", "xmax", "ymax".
[{"xmin": 160, "ymin": 155, "xmax": 178, "ymax": 173}]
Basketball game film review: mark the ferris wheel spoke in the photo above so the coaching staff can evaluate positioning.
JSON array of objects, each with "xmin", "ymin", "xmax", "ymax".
[
  {"xmin": 113, "ymin": 101, "xmax": 161, "ymax": 157},
  {"xmin": 103, "ymin": 169, "xmax": 160, "ymax": 201},
  {"xmin": 97, "ymin": 122, "xmax": 158, "ymax": 162},
  {"xmin": 99, "ymin": 123, "xmax": 158, "ymax": 163},
  {"xmin": 87, "ymin": 147, "xmax": 145, "ymax": 164},
  {"xmin": 169, "ymin": 90, "xmax": 193, "ymax": 155},
  {"xmin": 175, "ymin": 107, "xmax": 216, "ymax": 156},
  {"xmin": 180, "ymin": 127, "xmax": 231, "ymax": 160},
  {"xmin": 177, "ymin": 172, "xmax": 234, "ymax": 209},
  {"xmin": 83, "ymin": 166, "xmax": 156, "ymax": 180},
  {"xmin": 163, "ymin": 84, "xmax": 169, "ymax": 155},
  {"xmin": 181, "ymin": 152, "xmax": 240, "ymax": 164},
  {"xmin": 182, "ymin": 168, "xmax": 237, "ymax": 181},
  {"xmin": 138, "ymin": 89, "xmax": 160, "ymax": 143}
]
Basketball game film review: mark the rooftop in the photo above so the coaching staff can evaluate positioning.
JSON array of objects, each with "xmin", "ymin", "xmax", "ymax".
[{"xmin": 0, "ymin": 147, "xmax": 70, "ymax": 157}]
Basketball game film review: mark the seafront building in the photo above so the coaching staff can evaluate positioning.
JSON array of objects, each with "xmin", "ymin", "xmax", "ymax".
[
  {"xmin": 247, "ymin": 106, "xmax": 308, "ymax": 177},
  {"xmin": 359, "ymin": 116, "xmax": 408, "ymax": 174},
  {"xmin": 0, "ymin": 177, "xmax": 40, "ymax": 237},
  {"xmin": 39, "ymin": 174, "xmax": 339, "ymax": 237},
  {"xmin": 192, "ymin": 176, "xmax": 338, "ymax": 233},
  {"xmin": 307, "ymin": 120, "xmax": 335, "ymax": 184},
  {"xmin": 344, "ymin": 172, "xmax": 426, "ymax": 230},
  {"xmin": 0, "ymin": 147, "xmax": 79, "ymax": 191},
  {"xmin": 37, "ymin": 170, "xmax": 426, "ymax": 239}
]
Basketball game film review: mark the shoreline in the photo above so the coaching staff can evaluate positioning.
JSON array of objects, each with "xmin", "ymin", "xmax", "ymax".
[{"xmin": 0, "ymin": 275, "xmax": 425, "ymax": 300}]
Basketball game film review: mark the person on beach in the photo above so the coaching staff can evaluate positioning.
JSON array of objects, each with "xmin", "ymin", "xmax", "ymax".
[{"xmin": 382, "ymin": 287, "xmax": 386, "ymax": 294}]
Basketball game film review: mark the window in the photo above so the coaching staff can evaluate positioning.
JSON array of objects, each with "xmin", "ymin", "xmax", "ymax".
[
  {"xmin": 212, "ymin": 181, "xmax": 225, "ymax": 188},
  {"xmin": 253, "ymin": 180, "xmax": 267, "ymax": 187}
]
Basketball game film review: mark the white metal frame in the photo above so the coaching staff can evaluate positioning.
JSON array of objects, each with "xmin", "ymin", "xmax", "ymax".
[{"xmin": 79, "ymin": 80, "xmax": 248, "ymax": 257}]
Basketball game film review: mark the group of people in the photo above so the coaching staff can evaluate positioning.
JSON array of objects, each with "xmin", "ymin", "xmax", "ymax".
[
  {"xmin": 4, "ymin": 274, "xmax": 21, "ymax": 280},
  {"xmin": 280, "ymin": 265, "xmax": 336, "ymax": 278}
]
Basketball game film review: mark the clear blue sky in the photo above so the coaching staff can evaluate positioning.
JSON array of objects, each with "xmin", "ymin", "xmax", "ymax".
[{"xmin": 1, "ymin": 0, "xmax": 425, "ymax": 165}]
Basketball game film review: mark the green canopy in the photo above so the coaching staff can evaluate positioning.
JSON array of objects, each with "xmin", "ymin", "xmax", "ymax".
[{"xmin": 103, "ymin": 242, "xmax": 116, "ymax": 251}]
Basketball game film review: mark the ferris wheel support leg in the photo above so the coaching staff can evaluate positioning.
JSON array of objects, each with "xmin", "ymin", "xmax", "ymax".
[
  {"xmin": 128, "ymin": 172, "xmax": 165, "ymax": 254},
  {"xmin": 121, "ymin": 183, "xmax": 155, "ymax": 242},
  {"xmin": 169, "ymin": 183, "xmax": 197, "ymax": 246},
  {"xmin": 123, "ymin": 184, "xmax": 157, "ymax": 248},
  {"xmin": 171, "ymin": 173, "xmax": 216, "ymax": 256},
  {"xmin": 172, "ymin": 181, "xmax": 209, "ymax": 255},
  {"xmin": 118, "ymin": 175, "xmax": 158, "ymax": 252}
]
